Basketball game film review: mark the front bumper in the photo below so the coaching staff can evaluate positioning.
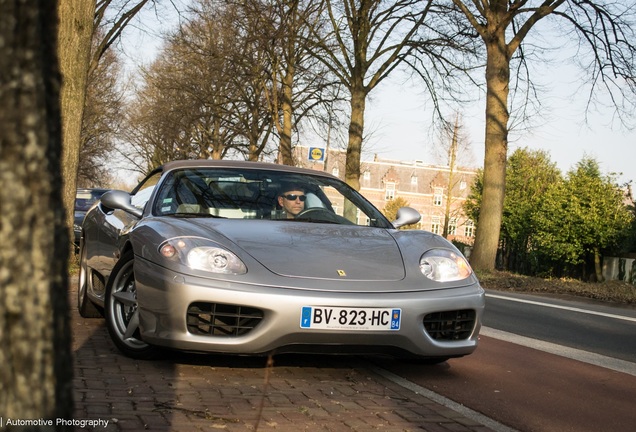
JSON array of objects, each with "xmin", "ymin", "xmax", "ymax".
[{"xmin": 134, "ymin": 258, "xmax": 485, "ymax": 358}]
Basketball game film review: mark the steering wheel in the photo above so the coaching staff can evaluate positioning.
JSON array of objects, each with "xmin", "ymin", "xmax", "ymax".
[
  {"xmin": 296, "ymin": 207, "xmax": 355, "ymax": 225},
  {"xmin": 296, "ymin": 207, "xmax": 332, "ymax": 219}
]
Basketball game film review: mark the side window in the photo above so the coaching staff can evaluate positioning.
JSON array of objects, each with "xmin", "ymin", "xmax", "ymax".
[
  {"xmin": 431, "ymin": 216, "xmax": 441, "ymax": 234},
  {"xmin": 433, "ymin": 187, "xmax": 443, "ymax": 206},
  {"xmin": 385, "ymin": 182, "xmax": 396, "ymax": 200},
  {"xmin": 448, "ymin": 217, "xmax": 457, "ymax": 235},
  {"xmin": 464, "ymin": 219, "xmax": 475, "ymax": 237},
  {"xmin": 304, "ymin": 192, "xmax": 325, "ymax": 209},
  {"xmin": 131, "ymin": 172, "xmax": 162, "ymax": 210}
]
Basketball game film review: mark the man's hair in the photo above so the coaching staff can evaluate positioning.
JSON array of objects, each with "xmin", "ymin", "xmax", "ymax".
[{"xmin": 278, "ymin": 182, "xmax": 305, "ymax": 196}]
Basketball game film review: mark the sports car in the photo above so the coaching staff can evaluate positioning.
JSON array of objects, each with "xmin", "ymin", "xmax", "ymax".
[{"xmin": 78, "ymin": 160, "xmax": 485, "ymax": 360}]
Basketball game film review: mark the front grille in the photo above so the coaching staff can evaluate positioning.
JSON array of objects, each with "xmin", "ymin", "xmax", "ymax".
[
  {"xmin": 187, "ymin": 302, "xmax": 264, "ymax": 337},
  {"xmin": 423, "ymin": 310, "xmax": 476, "ymax": 341}
]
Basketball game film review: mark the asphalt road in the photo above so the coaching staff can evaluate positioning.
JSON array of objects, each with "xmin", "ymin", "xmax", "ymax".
[
  {"xmin": 377, "ymin": 290, "xmax": 636, "ymax": 432},
  {"xmin": 377, "ymin": 335, "xmax": 636, "ymax": 432},
  {"xmin": 482, "ymin": 290, "xmax": 636, "ymax": 363}
]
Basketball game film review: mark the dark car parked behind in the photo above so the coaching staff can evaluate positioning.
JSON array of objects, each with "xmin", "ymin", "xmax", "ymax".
[{"xmin": 74, "ymin": 188, "xmax": 109, "ymax": 246}]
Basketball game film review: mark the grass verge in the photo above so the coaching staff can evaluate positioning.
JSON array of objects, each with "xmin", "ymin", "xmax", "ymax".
[{"xmin": 477, "ymin": 270, "xmax": 636, "ymax": 305}]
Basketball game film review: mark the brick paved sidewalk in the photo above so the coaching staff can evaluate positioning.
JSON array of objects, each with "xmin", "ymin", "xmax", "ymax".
[{"xmin": 70, "ymin": 281, "xmax": 494, "ymax": 432}]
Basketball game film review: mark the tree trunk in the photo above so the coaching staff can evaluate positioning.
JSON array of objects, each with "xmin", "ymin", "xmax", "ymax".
[
  {"xmin": 343, "ymin": 85, "xmax": 366, "ymax": 221},
  {"xmin": 594, "ymin": 247, "xmax": 604, "ymax": 282},
  {"xmin": 470, "ymin": 36, "xmax": 510, "ymax": 271},
  {"xmin": 211, "ymin": 115, "xmax": 224, "ymax": 159},
  {"xmin": 443, "ymin": 117, "xmax": 459, "ymax": 238},
  {"xmin": 0, "ymin": 1, "xmax": 74, "ymax": 427},
  {"xmin": 57, "ymin": 0, "xmax": 97, "ymax": 251},
  {"xmin": 279, "ymin": 66, "xmax": 295, "ymax": 165}
]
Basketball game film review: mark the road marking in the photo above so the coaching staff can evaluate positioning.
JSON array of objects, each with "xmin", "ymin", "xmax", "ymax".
[
  {"xmin": 481, "ymin": 326, "xmax": 636, "ymax": 377},
  {"xmin": 485, "ymin": 293, "xmax": 636, "ymax": 323}
]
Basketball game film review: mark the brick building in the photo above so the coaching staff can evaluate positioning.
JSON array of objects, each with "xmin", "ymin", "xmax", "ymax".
[{"xmin": 293, "ymin": 146, "xmax": 478, "ymax": 246}]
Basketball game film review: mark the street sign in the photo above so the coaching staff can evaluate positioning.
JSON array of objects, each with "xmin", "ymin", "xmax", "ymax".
[{"xmin": 308, "ymin": 147, "xmax": 325, "ymax": 162}]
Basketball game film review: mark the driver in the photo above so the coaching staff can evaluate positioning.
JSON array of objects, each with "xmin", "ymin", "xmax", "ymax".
[{"xmin": 277, "ymin": 184, "xmax": 307, "ymax": 219}]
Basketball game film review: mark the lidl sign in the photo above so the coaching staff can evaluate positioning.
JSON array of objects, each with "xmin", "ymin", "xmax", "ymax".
[{"xmin": 308, "ymin": 147, "xmax": 325, "ymax": 161}]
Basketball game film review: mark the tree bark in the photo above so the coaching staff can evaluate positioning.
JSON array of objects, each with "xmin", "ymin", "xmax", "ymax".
[
  {"xmin": 443, "ymin": 117, "xmax": 459, "ymax": 238},
  {"xmin": 279, "ymin": 65, "xmax": 295, "ymax": 165},
  {"xmin": 594, "ymin": 247, "xmax": 604, "ymax": 282},
  {"xmin": 0, "ymin": 0, "xmax": 74, "ymax": 427},
  {"xmin": 469, "ymin": 35, "xmax": 510, "ymax": 271},
  {"xmin": 343, "ymin": 84, "xmax": 366, "ymax": 221},
  {"xmin": 57, "ymin": 0, "xmax": 97, "ymax": 250}
]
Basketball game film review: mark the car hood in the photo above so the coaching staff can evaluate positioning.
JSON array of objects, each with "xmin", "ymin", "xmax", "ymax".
[
  {"xmin": 226, "ymin": 222, "xmax": 405, "ymax": 281},
  {"xmin": 151, "ymin": 219, "xmax": 407, "ymax": 282}
]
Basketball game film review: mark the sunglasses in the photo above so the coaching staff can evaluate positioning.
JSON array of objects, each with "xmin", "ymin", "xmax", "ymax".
[{"xmin": 282, "ymin": 194, "xmax": 307, "ymax": 202}]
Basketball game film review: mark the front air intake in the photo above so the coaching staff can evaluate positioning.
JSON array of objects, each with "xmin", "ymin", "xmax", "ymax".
[
  {"xmin": 423, "ymin": 310, "xmax": 476, "ymax": 341},
  {"xmin": 187, "ymin": 302, "xmax": 264, "ymax": 337}
]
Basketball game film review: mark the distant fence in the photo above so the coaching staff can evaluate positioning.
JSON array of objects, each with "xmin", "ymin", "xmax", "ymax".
[{"xmin": 602, "ymin": 257, "xmax": 636, "ymax": 284}]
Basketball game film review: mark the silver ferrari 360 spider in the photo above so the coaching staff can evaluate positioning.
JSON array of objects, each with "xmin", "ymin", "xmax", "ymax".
[{"xmin": 78, "ymin": 160, "xmax": 485, "ymax": 360}]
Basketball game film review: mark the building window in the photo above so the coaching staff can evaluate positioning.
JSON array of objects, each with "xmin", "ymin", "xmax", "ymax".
[
  {"xmin": 411, "ymin": 175, "xmax": 418, "ymax": 185},
  {"xmin": 460, "ymin": 181, "xmax": 467, "ymax": 190},
  {"xmin": 363, "ymin": 171, "xmax": 370, "ymax": 181},
  {"xmin": 448, "ymin": 218, "xmax": 457, "ymax": 235},
  {"xmin": 332, "ymin": 167, "xmax": 339, "ymax": 177},
  {"xmin": 464, "ymin": 220, "xmax": 475, "ymax": 237},
  {"xmin": 433, "ymin": 187, "xmax": 443, "ymax": 206},
  {"xmin": 431, "ymin": 216, "xmax": 441, "ymax": 234},
  {"xmin": 385, "ymin": 182, "xmax": 396, "ymax": 200}
]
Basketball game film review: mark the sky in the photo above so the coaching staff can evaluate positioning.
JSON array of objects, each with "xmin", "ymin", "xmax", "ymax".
[
  {"xmin": 117, "ymin": 2, "xmax": 636, "ymax": 186},
  {"xmin": 363, "ymin": 70, "xmax": 636, "ymax": 185}
]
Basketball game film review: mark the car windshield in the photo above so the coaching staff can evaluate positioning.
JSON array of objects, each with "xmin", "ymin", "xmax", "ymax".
[{"xmin": 152, "ymin": 167, "xmax": 392, "ymax": 228}]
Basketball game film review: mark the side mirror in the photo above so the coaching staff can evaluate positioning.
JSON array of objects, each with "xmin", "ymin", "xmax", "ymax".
[
  {"xmin": 100, "ymin": 190, "xmax": 143, "ymax": 218},
  {"xmin": 393, "ymin": 207, "xmax": 421, "ymax": 229}
]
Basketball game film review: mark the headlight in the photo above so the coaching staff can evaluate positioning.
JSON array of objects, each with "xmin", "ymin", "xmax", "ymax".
[
  {"xmin": 159, "ymin": 237, "xmax": 247, "ymax": 275},
  {"xmin": 419, "ymin": 249, "xmax": 472, "ymax": 282},
  {"xmin": 186, "ymin": 247, "xmax": 246, "ymax": 274}
]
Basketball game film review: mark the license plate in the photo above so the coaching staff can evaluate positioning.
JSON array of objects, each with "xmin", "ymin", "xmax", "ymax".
[{"xmin": 300, "ymin": 307, "xmax": 401, "ymax": 331}]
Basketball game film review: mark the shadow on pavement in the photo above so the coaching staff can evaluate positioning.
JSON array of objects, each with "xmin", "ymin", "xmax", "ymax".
[{"xmin": 69, "ymin": 280, "xmax": 493, "ymax": 432}]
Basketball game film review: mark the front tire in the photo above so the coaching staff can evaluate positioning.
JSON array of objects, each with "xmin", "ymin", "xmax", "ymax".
[{"xmin": 105, "ymin": 251, "xmax": 159, "ymax": 359}]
